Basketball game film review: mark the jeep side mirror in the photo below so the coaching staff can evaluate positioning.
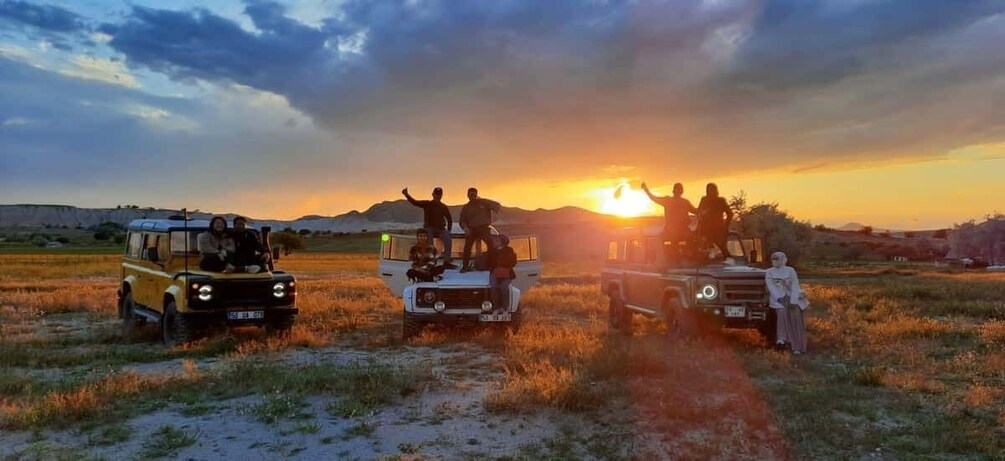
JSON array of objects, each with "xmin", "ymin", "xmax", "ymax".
[
  {"xmin": 145, "ymin": 247, "xmax": 159, "ymax": 262},
  {"xmin": 272, "ymin": 246, "xmax": 281, "ymax": 261}
]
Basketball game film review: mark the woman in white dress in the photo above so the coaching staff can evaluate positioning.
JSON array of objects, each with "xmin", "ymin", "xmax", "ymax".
[{"xmin": 765, "ymin": 251, "xmax": 809, "ymax": 353}]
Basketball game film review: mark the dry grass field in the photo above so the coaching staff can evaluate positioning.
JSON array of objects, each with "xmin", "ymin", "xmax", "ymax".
[{"xmin": 0, "ymin": 254, "xmax": 1002, "ymax": 460}]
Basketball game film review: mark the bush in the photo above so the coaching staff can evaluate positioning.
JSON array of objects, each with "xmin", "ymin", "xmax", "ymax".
[{"xmin": 731, "ymin": 197, "xmax": 814, "ymax": 264}]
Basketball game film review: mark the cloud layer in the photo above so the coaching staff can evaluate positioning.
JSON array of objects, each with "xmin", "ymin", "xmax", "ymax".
[{"xmin": 1, "ymin": 0, "xmax": 1004, "ymax": 222}]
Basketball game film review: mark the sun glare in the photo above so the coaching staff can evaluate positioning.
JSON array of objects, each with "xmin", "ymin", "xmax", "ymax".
[{"xmin": 600, "ymin": 183, "xmax": 657, "ymax": 218}]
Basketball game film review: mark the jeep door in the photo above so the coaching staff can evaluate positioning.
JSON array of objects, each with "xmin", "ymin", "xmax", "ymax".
[
  {"xmin": 622, "ymin": 238, "xmax": 662, "ymax": 311},
  {"xmin": 378, "ymin": 234, "xmax": 414, "ymax": 297},
  {"xmin": 508, "ymin": 235, "xmax": 541, "ymax": 293},
  {"xmin": 122, "ymin": 231, "xmax": 145, "ymax": 303}
]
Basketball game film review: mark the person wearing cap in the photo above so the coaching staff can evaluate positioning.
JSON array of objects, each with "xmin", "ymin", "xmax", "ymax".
[
  {"xmin": 459, "ymin": 187, "xmax": 501, "ymax": 273},
  {"xmin": 488, "ymin": 234, "xmax": 517, "ymax": 314},
  {"xmin": 403, "ymin": 186, "xmax": 456, "ymax": 269},
  {"xmin": 232, "ymin": 216, "xmax": 268, "ymax": 273},
  {"xmin": 642, "ymin": 181, "xmax": 698, "ymax": 265},
  {"xmin": 765, "ymin": 251, "xmax": 809, "ymax": 354}
]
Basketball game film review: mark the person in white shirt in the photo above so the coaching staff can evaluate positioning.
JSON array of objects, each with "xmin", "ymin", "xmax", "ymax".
[{"xmin": 765, "ymin": 251, "xmax": 809, "ymax": 353}]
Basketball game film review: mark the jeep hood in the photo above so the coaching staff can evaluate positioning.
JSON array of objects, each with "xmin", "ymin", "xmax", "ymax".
[
  {"xmin": 697, "ymin": 264, "xmax": 767, "ymax": 279},
  {"xmin": 435, "ymin": 270, "xmax": 491, "ymax": 287}
]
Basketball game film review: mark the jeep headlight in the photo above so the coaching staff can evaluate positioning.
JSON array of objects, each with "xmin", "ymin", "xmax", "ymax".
[
  {"xmin": 697, "ymin": 283, "xmax": 718, "ymax": 301},
  {"xmin": 197, "ymin": 284, "xmax": 213, "ymax": 301},
  {"xmin": 433, "ymin": 301, "xmax": 446, "ymax": 312},
  {"xmin": 421, "ymin": 289, "xmax": 437, "ymax": 304},
  {"xmin": 481, "ymin": 301, "xmax": 493, "ymax": 312},
  {"xmin": 273, "ymin": 282, "xmax": 286, "ymax": 298}
]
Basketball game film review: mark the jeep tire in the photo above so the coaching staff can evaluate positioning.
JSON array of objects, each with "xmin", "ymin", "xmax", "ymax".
[
  {"xmin": 266, "ymin": 315, "xmax": 296, "ymax": 338},
  {"xmin": 758, "ymin": 309, "xmax": 777, "ymax": 344},
  {"xmin": 608, "ymin": 293, "xmax": 632, "ymax": 335},
  {"xmin": 121, "ymin": 291, "xmax": 138, "ymax": 334},
  {"xmin": 664, "ymin": 296, "xmax": 697, "ymax": 340},
  {"xmin": 161, "ymin": 301, "xmax": 194, "ymax": 346},
  {"xmin": 403, "ymin": 313, "xmax": 423, "ymax": 341}
]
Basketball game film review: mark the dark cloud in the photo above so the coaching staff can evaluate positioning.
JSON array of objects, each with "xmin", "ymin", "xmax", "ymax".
[
  {"xmin": 0, "ymin": 0, "xmax": 87, "ymax": 32},
  {"xmin": 59, "ymin": 0, "xmax": 1005, "ymax": 181},
  {"xmin": 720, "ymin": 0, "xmax": 1005, "ymax": 92}
]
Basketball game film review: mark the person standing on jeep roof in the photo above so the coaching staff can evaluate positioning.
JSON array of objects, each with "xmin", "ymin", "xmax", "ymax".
[
  {"xmin": 198, "ymin": 216, "xmax": 236, "ymax": 273},
  {"xmin": 642, "ymin": 181, "xmax": 697, "ymax": 264},
  {"xmin": 459, "ymin": 187, "xmax": 501, "ymax": 273},
  {"xmin": 402, "ymin": 187, "xmax": 455, "ymax": 269},
  {"xmin": 488, "ymin": 235, "xmax": 517, "ymax": 313},
  {"xmin": 232, "ymin": 216, "xmax": 268, "ymax": 274},
  {"xmin": 696, "ymin": 183, "xmax": 733, "ymax": 259}
]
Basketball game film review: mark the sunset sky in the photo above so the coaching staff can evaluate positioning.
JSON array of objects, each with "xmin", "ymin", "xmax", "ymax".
[{"xmin": 1, "ymin": 0, "xmax": 1002, "ymax": 230}]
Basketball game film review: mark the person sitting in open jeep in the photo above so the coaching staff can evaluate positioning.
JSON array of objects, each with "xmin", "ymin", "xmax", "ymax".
[
  {"xmin": 407, "ymin": 229, "xmax": 445, "ymax": 282},
  {"xmin": 232, "ymin": 216, "xmax": 268, "ymax": 274},
  {"xmin": 198, "ymin": 216, "xmax": 236, "ymax": 273}
]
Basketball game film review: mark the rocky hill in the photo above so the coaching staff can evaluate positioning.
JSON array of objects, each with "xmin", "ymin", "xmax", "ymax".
[{"xmin": 0, "ymin": 201, "xmax": 607, "ymax": 232}]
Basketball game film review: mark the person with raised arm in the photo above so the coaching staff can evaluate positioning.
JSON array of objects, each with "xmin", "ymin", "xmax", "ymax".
[
  {"xmin": 403, "ymin": 187, "xmax": 456, "ymax": 269},
  {"xmin": 642, "ymin": 181, "xmax": 698, "ymax": 265}
]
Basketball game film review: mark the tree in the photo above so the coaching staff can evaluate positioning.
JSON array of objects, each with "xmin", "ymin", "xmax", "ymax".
[
  {"xmin": 272, "ymin": 232, "xmax": 305, "ymax": 256},
  {"xmin": 933, "ymin": 229, "xmax": 948, "ymax": 239},
  {"xmin": 297, "ymin": 229, "xmax": 312, "ymax": 237},
  {"xmin": 860, "ymin": 226, "xmax": 873, "ymax": 237},
  {"xmin": 732, "ymin": 202, "xmax": 815, "ymax": 264},
  {"xmin": 814, "ymin": 224, "xmax": 830, "ymax": 232}
]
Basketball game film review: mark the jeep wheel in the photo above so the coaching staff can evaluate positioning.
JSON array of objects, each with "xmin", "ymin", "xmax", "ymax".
[
  {"xmin": 266, "ymin": 315, "xmax": 296, "ymax": 338},
  {"xmin": 121, "ymin": 292, "xmax": 138, "ymax": 334},
  {"xmin": 403, "ymin": 313, "xmax": 423, "ymax": 341},
  {"xmin": 608, "ymin": 295, "xmax": 632, "ymax": 335},
  {"xmin": 161, "ymin": 301, "xmax": 193, "ymax": 347},
  {"xmin": 507, "ymin": 311, "xmax": 523, "ymax": 334},
  {"xmin": 758, "ymin": 309, "xmax": 777, "ymax": 344},
  {"xmin": 664, "ymin": 296, "xmax": 696, "ymax": 340}
]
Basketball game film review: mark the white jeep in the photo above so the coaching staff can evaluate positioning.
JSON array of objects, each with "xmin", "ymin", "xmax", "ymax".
[{"xmin": 378, "ymin": 225, "xmax": 541, "ymax": 339}]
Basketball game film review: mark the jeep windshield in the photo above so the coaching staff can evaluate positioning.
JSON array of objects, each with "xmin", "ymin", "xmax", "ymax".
[{"xmin": 381, "ymin": 234, "xmax": 539, "ymax": 262}]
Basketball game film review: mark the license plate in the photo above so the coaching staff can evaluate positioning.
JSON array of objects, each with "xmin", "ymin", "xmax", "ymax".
[
  {"xmin": 480, "ymin": 313, "xmax": 512, "ymax": 322},
  {"xmin": 724, "ymin": 306, "xmax": 745, "ymax": 318},
  {"xmin": 228, "ymin": 310, "xmax": 264, "ymax": 320}
]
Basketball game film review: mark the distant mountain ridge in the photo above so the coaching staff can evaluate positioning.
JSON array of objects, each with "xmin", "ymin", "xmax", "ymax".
[{"xmin": 0, "ymin": 201, "xmax": 606, "ymax": 232}]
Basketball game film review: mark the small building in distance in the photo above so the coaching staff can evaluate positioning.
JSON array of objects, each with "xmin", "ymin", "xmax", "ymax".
[{"xmin": 45, "ymin": 241, "xmax": 64, "ymax": 249}]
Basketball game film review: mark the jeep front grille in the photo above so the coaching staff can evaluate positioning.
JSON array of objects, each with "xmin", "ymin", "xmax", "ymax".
[
  {"xmin": 211, "ymin": 280, "xmax": 275, "ymax": 306},
  {"xmin": 439, "ymin": 289, "xmax": 488, "ymax": 309},
  {"xmin": 722, "ymin": 281, "xmax": 766, "ymax": 304}
]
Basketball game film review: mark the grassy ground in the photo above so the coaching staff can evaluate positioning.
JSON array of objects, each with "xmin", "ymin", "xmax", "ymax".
[{"xmin": 0, "ymin": 254, "xmax": 1001, "ymax": 459}]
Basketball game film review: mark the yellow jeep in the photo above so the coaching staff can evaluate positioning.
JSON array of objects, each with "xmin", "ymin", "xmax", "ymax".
[{"xmin": 117, "ymin": 217, "xmax": 297, "ymax": 345}]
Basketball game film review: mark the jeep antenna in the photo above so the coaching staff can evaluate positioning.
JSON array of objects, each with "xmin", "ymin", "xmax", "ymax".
[{"xmin": 183, "ymin": 208, "xmax": 189, "ymax": 275}]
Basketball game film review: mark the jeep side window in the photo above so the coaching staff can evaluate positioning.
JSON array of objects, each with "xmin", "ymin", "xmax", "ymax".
[
  {"xmin": 510, "ymin": 236, "xmax": 539, "ymax": 262},
  {"xmin": 170, "ymin": 231, "xmax": 200, "ymax": 255},
  {"xmin": 142, "ymin": 233, "xmax": 159, "ymax": 261},
  {"xmin": 608, "ymin": 241, "xmax": 619, "ymax": 261},
  {"xmin": 626, "ymin": 240, "xmax": 645, "ymax": 264},
  {"xmin": 126, "ymin": 232, "xmax": 143, "ymax": 258},
  {"xmin": 644, "ymin": 238, "xmax": 660, "ymax": 264}
]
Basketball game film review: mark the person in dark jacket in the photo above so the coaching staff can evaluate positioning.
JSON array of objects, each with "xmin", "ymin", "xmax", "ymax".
[
  {"xmin": 402, "ymin": 187, "xmax": 456, "ymax": 269},
  {"xmin": 696, "ymin": 183, "xmax": 734, "ymax": 259},
  {"xmin": 459, "ymin": 187, "xmax": 501, "ymax": 273},
  {"xmin": 642, "ymin": 181, "xmax": 697, "ymax": 265},
  {"xmin": 407, "ymin": 229, "xmax": 444, "ymax": 282},
  {"xmin": 197, "ymin": 216, "xmax": 236, "ymax": 273},
  {"xmin": 488, "ymin": 234, "xmax": 517, "ymax": 313},
  {"xmin": 232, "ymin": 216, "xmax": 269, "ymax": 273}
]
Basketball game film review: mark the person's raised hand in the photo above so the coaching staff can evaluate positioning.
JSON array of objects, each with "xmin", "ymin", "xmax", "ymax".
[
  {"xmin": 401, "ymin": 187, "xmax": 408, "ymax": 196},
  {"xmin": 641, "ymin": 182, "xmax": 649, "ymax": 191}
]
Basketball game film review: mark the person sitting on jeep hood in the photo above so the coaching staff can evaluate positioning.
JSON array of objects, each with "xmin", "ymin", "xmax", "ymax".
[
  {"xmin": 459, "ymin": 187, "xmax": 501, "ymax": 272},
  {"xmin": 488, "ymin": 235, "xmax": 517, "ymax": 313},
  {"xmin": 198, "ymin": 216, "xmax": 236, "ymax": 273},
  {"xmin": 407, "ymin": 229, "xmax": 444, "ymax": 282},
  {"xmin": 232, "ymin": 216, "xmax": 268, "ymax": 274}
]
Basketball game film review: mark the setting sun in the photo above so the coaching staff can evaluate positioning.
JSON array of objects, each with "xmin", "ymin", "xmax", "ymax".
[{"xmin": 600, "ymin": 183, "xmax": 658, "ymax": 218}]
